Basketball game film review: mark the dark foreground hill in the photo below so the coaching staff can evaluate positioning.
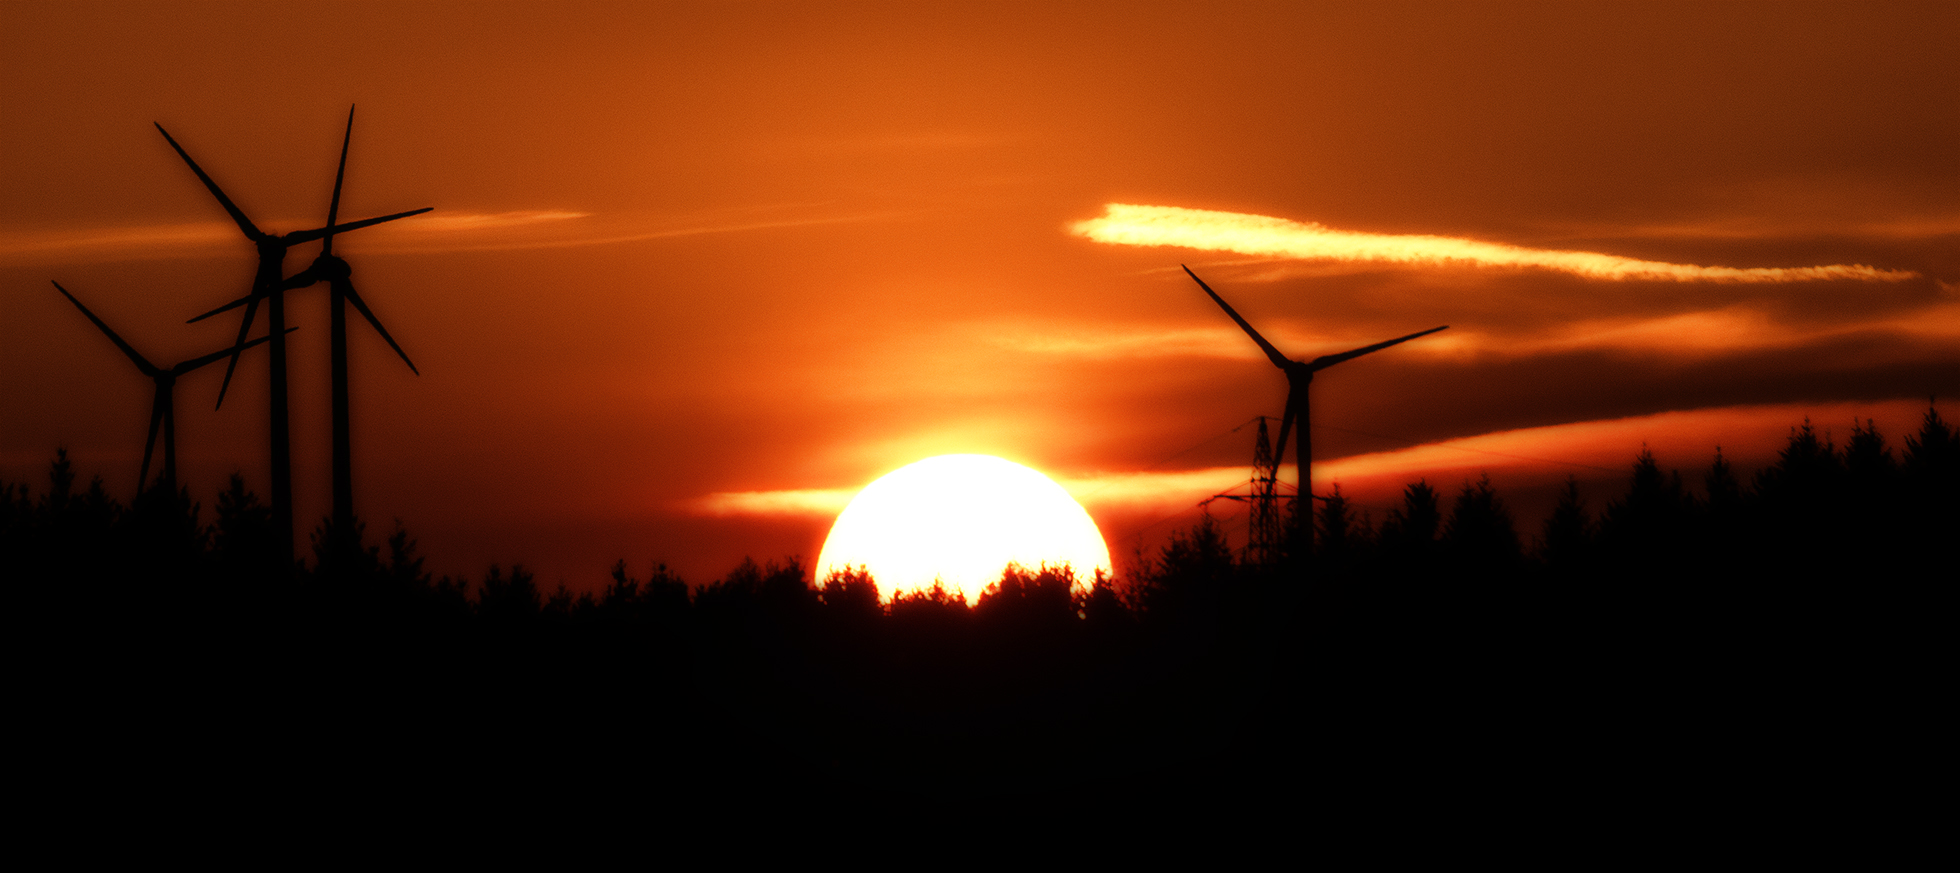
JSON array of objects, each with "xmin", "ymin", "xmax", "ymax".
[{"xmin": 5, "ymin": 407, "xmax": 1951, "ymax": 830}]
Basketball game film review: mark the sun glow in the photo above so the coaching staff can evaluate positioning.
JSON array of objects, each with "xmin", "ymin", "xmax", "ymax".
[{"xmin": 814, "ymin": 454, "xmax": 1113, "ymax": 604}]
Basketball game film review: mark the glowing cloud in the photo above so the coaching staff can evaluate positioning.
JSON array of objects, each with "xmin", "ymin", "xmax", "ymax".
[
  {"xmin": 692, "ymin": 488, "xmax": 855, "ymax": 517},
  {"xmin": 393, "ymin": 210, "xmax": 590, "ymax": 232},
  {"xmin": 693, "ymin": 467, "xmax": 1264, "ymax": 522},
  {"xmin": 1071, "ymin": 204, "xmax": 1918, "ymax": 283},
  {"xmin": 985, "ymin": 325, "xmax": 1267, "ymax": 360}
]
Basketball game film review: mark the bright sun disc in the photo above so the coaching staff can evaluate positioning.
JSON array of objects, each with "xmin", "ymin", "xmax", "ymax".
[{"xmin": 815, "ymin": 454, "xmax": 1113, "ymax": 603}]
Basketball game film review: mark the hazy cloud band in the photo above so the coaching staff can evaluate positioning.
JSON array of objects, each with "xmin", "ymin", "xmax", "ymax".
[
  {"xmin": 1071, "ymin": 204, "xmax": 1918, "ymax": 283},
  {"xmin": 690, "ymin": 399, "xmax": 1938, "ymax": 521},
  {"xmin": 0, "ymin": 207, "xmax": 886, "ymax": 262}
]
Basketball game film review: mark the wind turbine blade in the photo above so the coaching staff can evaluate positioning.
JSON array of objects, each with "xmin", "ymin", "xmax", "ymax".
[
  {"xmin": 186, "ymin": 291, "xmax": 261, "ymax": 324},
  {"xmin": 213, "ymin": 295, "xmax": 263, "ymax": 410},
  {"xmin": 1182, "ymin": 265, "xmax": 1293, "ymax": 370},
  {"xmin": 175, "ymin": 327, "xmax": 293, "ymax": 375},
  {"xmin": 52, "ymin": 281, "xmax": 160, "ymax": 376},
  {"xmin": 154, "ymin": 123, "xmax": 265, "ymax": 242},
  {"xmin": 1273, "ymin": 391, "xmax": 1297, "ymax": 474},
  {"xmin": 283, "ymin": 207, "xmax": 433, "ymax": 246},
  {"xmin": 324, "ymin": 105, "xmax": 353, "ymax": 258},
  {"xmin": 1308, "ymin": 325, "xmax": 1449, "ymax": 372},
  {"xmin": 339, "ymin": 278, "xmax": 419, "ymax": 374},
  {"xmin": 140, "ymin": 398, "xmax": 164, "ymax": 491}
]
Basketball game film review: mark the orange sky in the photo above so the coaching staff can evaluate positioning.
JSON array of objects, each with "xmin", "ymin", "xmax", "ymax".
[{"xmin": 4, "ymin": 1, "xmax": 1956, "ymax": 588}]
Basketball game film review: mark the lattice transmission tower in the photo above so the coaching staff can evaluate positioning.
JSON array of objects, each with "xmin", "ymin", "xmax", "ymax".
[{"xmin": 1247, "ymin": 416, "xmax": 1281, "ymax": 567}]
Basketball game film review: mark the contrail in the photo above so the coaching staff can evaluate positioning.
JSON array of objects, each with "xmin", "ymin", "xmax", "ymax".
[{"xmin": 1071, "ymin": 203, "xmax": 1918, "ymax": 283}]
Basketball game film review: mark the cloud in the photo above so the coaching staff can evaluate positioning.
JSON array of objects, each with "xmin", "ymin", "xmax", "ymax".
[
  {"xmin": 1063, "ymin": 467, "xmax": 1267, "ymax": 513},
  {"xmin": 1573, "ymin": 214, "xmax": 1960, "ymax": 242},
  {"xmin": 0, "ymin": 211, "xmax": 588, "ymax": 263},
  {"xmin": 1316, "ymin": 399, "xmax": 1939, "ymax": 489},
  {"xmin": 691, "ymin": 469, "xmax": 1255, "ymax": 521},
  {"xmin": 363, "ymin": 207, "xmax": 894, "ymax": 253},
  {"xmin": 0, "ymin": 220, "xmax": 242, "ymax": 263},
  {"xmin": 692, "ymin": 488, "xmax": 856, "ymax": 517},
  {"xmin": 987, "ymin": 297, "xmax": 1960, "ymax": 363},
  {"xmin": 1070, "ymin": 204, "xmax": 1920, "ymax": 283},
  {"xmin": 0, "ymin": 206, "xmax": 891, "ymax": 263},
  {"xmin": 691, "ymin": 399, "xmax": 1939, "ymax": 522},
  {"xmin": 390, "ymin": 210, "xmax": 590, "ymax": 232},
  {"xmin": 985, "ymin": 325, "xmax": 1263, "ymax": 360},
  {"xmin": 1459, "ymin": 299, "xmax": 1960, "ymax": 359}
]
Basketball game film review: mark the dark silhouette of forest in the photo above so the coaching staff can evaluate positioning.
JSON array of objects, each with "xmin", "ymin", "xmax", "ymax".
[{"xmin": 7, "ymin": 406, "xmax": 1952, "ymax": 808}]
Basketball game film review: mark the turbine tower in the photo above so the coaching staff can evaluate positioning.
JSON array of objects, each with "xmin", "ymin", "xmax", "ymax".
[
  {"xmin": 189, "ymin": 106, "xmax": 426, "ymax": 560},
  {"xmin": 51, "ymin": 281, "xmax": 286, "ymax": 497},
  {"xmin": 1183, "ymin": 265, "xmax": 1447, "ymax": 578},
  {"xmin": 155, "ymin": 118, "xmax": 430, "ymax": 572}
]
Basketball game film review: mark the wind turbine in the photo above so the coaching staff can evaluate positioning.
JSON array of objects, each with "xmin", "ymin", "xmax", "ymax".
[
  {"xmin": 189, "ymin": 106, "xmax": 426, "ymax": 557},
  {"xmin": 154, "ymin": 118, "xmax": 430, "ymax": 571},
  {"xmin": 51, "ymin": 281, "xmax": 288, "ymax": 497},
  {"xmin": 1183, "ymin": 265, "xmax": 1447, "ymax": 574}
]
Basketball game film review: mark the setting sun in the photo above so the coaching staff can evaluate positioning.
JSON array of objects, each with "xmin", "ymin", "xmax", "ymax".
[{"xmin": 814, "ymin": 454, "xmax": 1113, "ymax": 603}]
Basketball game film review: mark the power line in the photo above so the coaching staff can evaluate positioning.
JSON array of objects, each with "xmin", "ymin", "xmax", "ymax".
[{"xmin": 1077, "ymin": 415, "xmax": 1264, "ymax": 501}]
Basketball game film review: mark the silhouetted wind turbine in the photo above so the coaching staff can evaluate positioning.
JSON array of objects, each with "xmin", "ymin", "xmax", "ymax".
[
  {"xmin": 1183, "ymin": 265, "xmax": 1447, "ymax": 575},
  {"xmin": 155, "ymin": 119, "xmax": 430, "ymax": 571},
  {"xmin": 190, "ymin": 106, "xmax": 426, "ymax": 556},
  {"xmin": 51, "ymin": 281, "xmax": 289, "ymax": 497}
]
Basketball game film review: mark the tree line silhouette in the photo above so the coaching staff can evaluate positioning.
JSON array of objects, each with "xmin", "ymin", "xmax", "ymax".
[{"xmin": 7, "ymin": 405, "xmax": 1951, "ymax": 803}]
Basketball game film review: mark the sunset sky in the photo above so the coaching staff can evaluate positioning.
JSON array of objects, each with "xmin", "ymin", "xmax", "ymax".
[{"xmin": 4, "ymin": 1, "xmax": 1955, "ymax": 589}]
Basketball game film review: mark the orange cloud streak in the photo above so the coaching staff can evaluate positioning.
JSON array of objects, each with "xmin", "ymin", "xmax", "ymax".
[
  {"xmin": 1071, "ymin": 204, "xmax": 1919, "ymax": 283},
  {"xmin": 982, "ymin": 298, "xmax": 1960, "ymax": 363},
  {"xmin": 692, "ymin": 488, "xmax": 856, "ymax": 517},
  {"xmin": 0, "ymin": 207, "xmax": 891, "ymax": 263},
  {"xmin": 0, "ymin": 211, "xmax": 588, "ymax": 263},
  {"xmin": 692, "ymin": 400, "xmax": 1936, "ymax": 521},
  {"xmin": 1316, "ymin": 399, "xmax": 1936, "ymax": 489}
]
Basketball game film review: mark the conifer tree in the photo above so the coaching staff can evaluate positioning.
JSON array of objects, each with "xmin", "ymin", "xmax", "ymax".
[
  {"xmin": 1600, "ymin": 447, "xmax": 1695, "ymax": 576},
  {"xmin": 1901, "ymin": 401, "xmax": 1958, "ymax": 539},
  {"xmin": 1442, "ymin": 474, "xmax": 1521, "ymax": 577},
  {"xmin": 1379, "ymin": 480, "xmax": 1441, "ymax": 561},
  {"xmin": 476, "ymin": 564, "xmax": 542, "ymax": 623},
  {"xmin": 1142, "ymin": 513, "xmax": 1234, "ymax": 623},
  {"xmin": 1756, "ymin": 419, "xmax": 1844, "ymax": 506},
  {"xmin": 1902, "ymin": 402, "xmax": 1956, "ymax": 488},
  {"xmin": 1704, "ymin": 447, "xmax": 1742, "ymax": 512},
  {"xmin": 212, "ymin": 473, "xmax": 274, "ymax": 584},
  {"xmin": 1315, "ymin": 484, "xmax": 1365, "ymax": 576},
  {"xmin": 1541, "ymin": 475, "xmax": 1593, "ymax": 575}
]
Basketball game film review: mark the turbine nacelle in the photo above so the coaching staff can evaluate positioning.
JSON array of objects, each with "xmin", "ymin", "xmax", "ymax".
[{"xmin": 312, "ymin": 254, "xmax": 353, "ymax": 283}]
